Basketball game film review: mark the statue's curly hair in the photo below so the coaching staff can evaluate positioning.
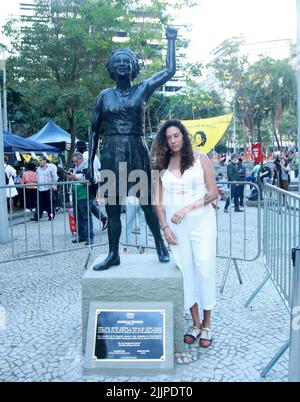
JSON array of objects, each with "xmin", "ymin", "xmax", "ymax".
[
  {"xmin": 106, "ymin": 49, "xmax": 140, "ymax": 81},
  {"xmin": 151, "ymin": 119, "xmax": 194, "ymax": 174}
]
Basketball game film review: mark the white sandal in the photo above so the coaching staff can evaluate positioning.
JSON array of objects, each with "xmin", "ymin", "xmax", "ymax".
[
  {"xmin": 199, "ymin": 327, "xmax": 212, "ymax": 348},
  {"xmin": 184, "ymin": 326, "xmax": 202, "ymax": 344}
]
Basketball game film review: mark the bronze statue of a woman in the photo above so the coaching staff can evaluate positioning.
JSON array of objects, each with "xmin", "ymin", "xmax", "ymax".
[{"xmin": 88, "ymin": 27, "xmax": 178, "ymax": 271}]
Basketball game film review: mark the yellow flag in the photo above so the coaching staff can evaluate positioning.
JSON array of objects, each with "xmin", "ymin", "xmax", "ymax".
[
  {"xmin": 22, "ymin": 154, "xmax": 32, "ymax": 162},
  {"xmin": 182, "ymin": 113, "xmax": 233, "ymax": 154}
]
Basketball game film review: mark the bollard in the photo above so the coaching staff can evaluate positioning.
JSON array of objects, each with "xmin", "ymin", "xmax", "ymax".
[{"xmin": 288, "ymin": 248, "xmax": 300, "ymax": 382}]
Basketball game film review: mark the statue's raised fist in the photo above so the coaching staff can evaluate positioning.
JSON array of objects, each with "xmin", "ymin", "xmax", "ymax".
[{"xmin": 166, "ymin": 26, "xmax": 178, "ymax": 41}]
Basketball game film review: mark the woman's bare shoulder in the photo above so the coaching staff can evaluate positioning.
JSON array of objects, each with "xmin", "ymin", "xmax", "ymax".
[{"xmin": 193, "ymin": 151, "xmax": 210, "ymax": 162}]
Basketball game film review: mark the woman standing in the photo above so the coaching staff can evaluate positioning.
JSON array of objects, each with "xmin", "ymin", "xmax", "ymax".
[
  {"xmin": 21, "ymin": 162, "xmax": 38, "ymax": 210},
  {"xmin": 152, "ymin": 119, "xmax": 218, "ymax": 348},
  {"xmin": 279, "ymin": 157, "xmax": 291, "ymax": 191}
]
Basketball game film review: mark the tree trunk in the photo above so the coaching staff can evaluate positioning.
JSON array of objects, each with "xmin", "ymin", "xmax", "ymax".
[
  {"xmin": 273, "ymin": 128, "xmax": 281, "ymax": 150},
  {"xmin": 272, "ymin": 102, "xmax": 284, "ymax": 150},
  {"xmin": 257, "ymin": 121, "xmax": 262, "ymax": 145},
  {"xmin": 244, "ymin": 115, "xmax": 254, "ymax": 144}
]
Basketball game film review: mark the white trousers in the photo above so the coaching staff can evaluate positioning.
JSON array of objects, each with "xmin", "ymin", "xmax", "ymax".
[{"xmin": 167, "ymin": 204, "xmax": 217, "ymax": 312}]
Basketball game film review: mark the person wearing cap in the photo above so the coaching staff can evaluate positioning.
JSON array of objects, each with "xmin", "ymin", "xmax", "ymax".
[{"xmin": 224, "ymin": 154, "xmax": 244, "ymax": 213}]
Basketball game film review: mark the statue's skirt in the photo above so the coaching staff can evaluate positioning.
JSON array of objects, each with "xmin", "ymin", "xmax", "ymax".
[{"xmin": 100, "ymin": 135, "xmax": 153, "ymax": 201}]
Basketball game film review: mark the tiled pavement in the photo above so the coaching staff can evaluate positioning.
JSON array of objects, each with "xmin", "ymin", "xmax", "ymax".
[{"xmin": 0, "ymin": 205, "xmax": 290, "ymax": 382}]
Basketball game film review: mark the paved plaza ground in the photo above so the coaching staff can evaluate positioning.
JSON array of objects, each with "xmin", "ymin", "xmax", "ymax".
[{"xmin": 0, "ymin": 203, "xmax": 290, "ymax": 382}]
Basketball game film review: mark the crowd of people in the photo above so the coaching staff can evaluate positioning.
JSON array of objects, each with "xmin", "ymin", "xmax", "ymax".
[
  {"xmin": 220, "ymin": 149, "xmax": 298, "ymax": 210},
  {"xmin": 4, "ymin": 148, "xmax": 298, "ymax": 224},
  {"xmin": 3, "ymin": 147, "xmax": 150, "ymax": 249},
  {"xmin": 3, "ymin": 144, "xmax": 108, "ymax": 245}
]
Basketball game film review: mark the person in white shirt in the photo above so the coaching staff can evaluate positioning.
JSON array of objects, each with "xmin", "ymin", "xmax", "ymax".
[
  {"xmin": 4, "ymin": 157, "xmax": 18, "ymax": 213},
  {"xmin": 31, "ymin": 156, "xmax": 57, "ymax": 221}
]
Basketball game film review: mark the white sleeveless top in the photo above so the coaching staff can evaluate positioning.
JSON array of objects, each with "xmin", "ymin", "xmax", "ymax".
[{"xmin": 161, "ymin": 157, "xmax": 208, "ymax": 215}]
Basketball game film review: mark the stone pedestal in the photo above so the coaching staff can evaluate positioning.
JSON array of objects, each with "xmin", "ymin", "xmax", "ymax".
[{"xmin": 81, "ymin": 254, "xmax": 184, "ymax": 354}]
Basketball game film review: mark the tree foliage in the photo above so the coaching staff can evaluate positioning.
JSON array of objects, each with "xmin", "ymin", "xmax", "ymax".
[
  {"xmin": 209, "ymin": 37, "xmax": 296, "ymax": 149},
  {"xmin": 3, "ymin": 0, "xmax": 201, "ymax": 157},
  {"xmin": 147, "ymin": 89, "xmax": 224, "ymax": 133}
]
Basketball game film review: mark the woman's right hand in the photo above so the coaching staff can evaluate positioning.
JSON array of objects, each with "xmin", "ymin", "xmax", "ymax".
[{"xmin": 164, "ymin": 227, "xmax": 178, "ymax": 245}]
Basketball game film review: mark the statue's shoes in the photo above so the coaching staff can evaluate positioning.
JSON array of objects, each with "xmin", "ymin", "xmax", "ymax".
[
  {"xmin": 93, "ymin": 253, "xmax": 120, "ymax": 271},
  {"xmin": 158, "ymin": 252, "xmax": 170, "ymax": 263},
  {"xmin": 156, "ymin": 241, "xmax": 170, "ymax": 263}
]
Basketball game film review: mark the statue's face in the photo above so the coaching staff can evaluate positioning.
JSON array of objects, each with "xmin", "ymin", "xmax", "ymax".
[{"xmin": 113, "ymin": 53, "xmax": 133, "ymax": 78}]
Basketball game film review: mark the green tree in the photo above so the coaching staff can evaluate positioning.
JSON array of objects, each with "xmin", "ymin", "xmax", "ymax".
[
  {"xmin": 4, "ymin": 0, "xmax": 201, "ymax": 162},
  {"xmin": 4, "ymin": 0, "xmax": 129, "ymax": 157},
  {"xmin": 267, "ymin": 59, "xmax": 296, "ymax": 149},
  {"xmin": 210, "ymin": 38, "xmax": 296, "ymax": 151},
  {"xmin": 209, "ymin": 37, "xmax": 252, "ymax": 152},
  {"xmin": 147, "ymin": 88, "xmax": 224, "ymax": 134},
  {"xmin": 234, "ymin": 57, "xmax": 273, "ymax": 145},
  {"xmin": 278, "ymin": 106, "xmax": 297, "ymax": 147}
]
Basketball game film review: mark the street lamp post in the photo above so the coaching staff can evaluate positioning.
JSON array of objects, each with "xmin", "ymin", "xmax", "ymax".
[
  {"xmin": 2, "ymin": 62, "xmax": 8, "ymax": 132},
  {"xmin": 0, "ymin": 45, "xmax": 9, "ymax": 243},
  {"xmin": 0, "ymin": 89, "xmax": 9, "ymax": 243},
  {"xmin": 0, "ymin": 46, "xmax": 8, "ymax": 132}
]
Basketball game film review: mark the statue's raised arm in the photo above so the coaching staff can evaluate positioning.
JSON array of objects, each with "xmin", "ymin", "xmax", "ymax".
[
  {"xmin": 144, "ymin": 26, "xmax": 178, "ymax": 101},
  {"xmin": 87, "ymin": 27, "xmax": 178, "ymax": 270}
]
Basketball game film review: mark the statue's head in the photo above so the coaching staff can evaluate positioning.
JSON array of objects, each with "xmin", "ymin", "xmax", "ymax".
[{"xmin": 106, "ymin": 49, "xmax": 140, "ymax": 81}]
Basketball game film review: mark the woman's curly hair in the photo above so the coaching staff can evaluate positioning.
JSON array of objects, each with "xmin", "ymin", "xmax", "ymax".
[
  {"xmin": 106, "ymin": 49, "xmax": 140, "ymax": 81},
  {"xmin": 151, "ymin": 119, "xmax": 194, "ymax": 174}
]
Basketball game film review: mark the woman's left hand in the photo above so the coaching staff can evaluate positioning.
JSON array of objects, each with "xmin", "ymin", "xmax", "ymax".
[{"xmin": 171, "ymin": 207, "xmax": 188, "ymax": 225}]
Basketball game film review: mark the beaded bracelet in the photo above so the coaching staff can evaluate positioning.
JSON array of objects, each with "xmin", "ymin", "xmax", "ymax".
[{"xmin": 162, "ymin": 225, "xmax": 169, "ymax": 231}]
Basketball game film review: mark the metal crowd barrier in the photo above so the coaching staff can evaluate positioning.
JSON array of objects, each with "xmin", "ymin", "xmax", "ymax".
[
  {"xmin": 245, "ymin": 183, "xmax": 300, "ymax": 379},
  {"xmin": 215, "ymin": 181, "xmax": 262, "ymax": 293},
  {"xmin": 0, "ymin": 179, "xmax": 162, "ymax": 266},
  {"xmin": 0, "ymin": 180, "xmax": 108, "ymax": 267},
  {"xmin": 0, "ymin": 180, "xmax": 262, "ymax": 272}
]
